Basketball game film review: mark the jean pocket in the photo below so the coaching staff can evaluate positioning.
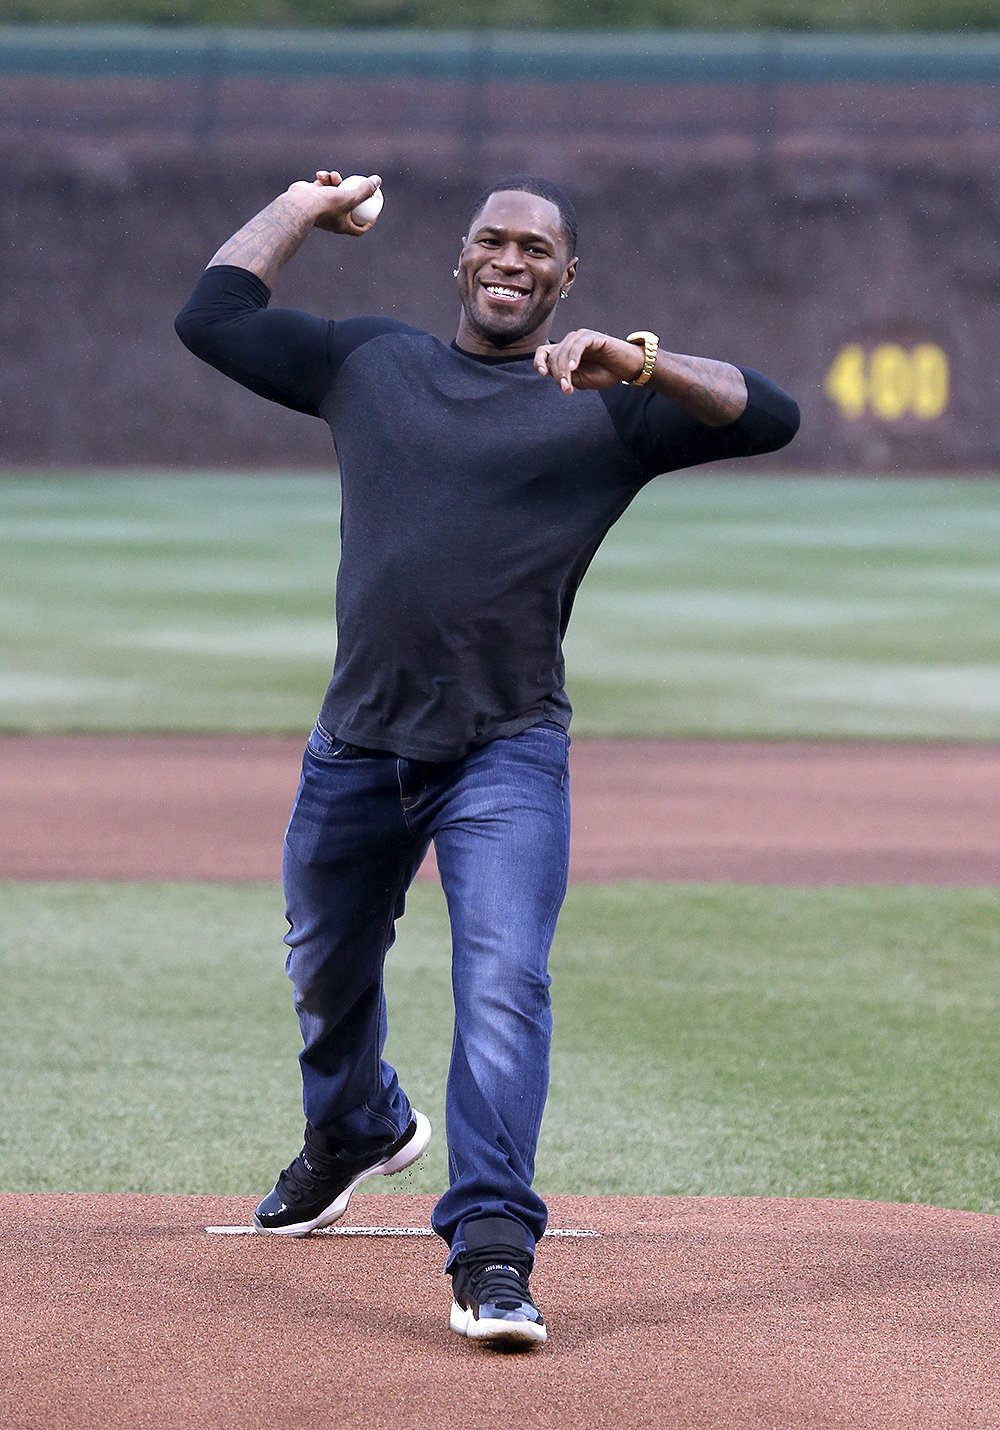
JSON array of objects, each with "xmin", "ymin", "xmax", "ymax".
[
  {"xmin": 533, "ymin": 720, "xmax": 570, "ymax": 743},
  {"xmin": 306, "ymin": 720, "xmax": 352, "ymax": 761}
]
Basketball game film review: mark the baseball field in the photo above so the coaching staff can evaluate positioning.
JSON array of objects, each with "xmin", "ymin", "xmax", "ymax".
[{"xmin": 2, "ymin": 472, "xmax": 999, "ymax": 1427}]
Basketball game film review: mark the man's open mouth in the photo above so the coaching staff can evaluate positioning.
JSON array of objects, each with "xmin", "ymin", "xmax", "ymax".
[{"xmin": 481, "ymin": 283, "xmax": 530, "ymax": 303}]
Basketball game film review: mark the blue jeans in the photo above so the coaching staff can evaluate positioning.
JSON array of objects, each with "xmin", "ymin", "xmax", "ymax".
[{"xmin": 281, "ymin": 717, "xmax": 571, "ymax": 1264}]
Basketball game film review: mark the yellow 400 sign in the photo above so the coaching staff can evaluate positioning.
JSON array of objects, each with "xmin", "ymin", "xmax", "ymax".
[{"xmin": 824, "ymin": 343, "xmax": 949, "ymax": 421}]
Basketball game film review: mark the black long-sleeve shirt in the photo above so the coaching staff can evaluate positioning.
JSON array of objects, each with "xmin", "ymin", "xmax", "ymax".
[{"xmin": 176, "ymin": 266, "xmax": 799, "ymax": 760}]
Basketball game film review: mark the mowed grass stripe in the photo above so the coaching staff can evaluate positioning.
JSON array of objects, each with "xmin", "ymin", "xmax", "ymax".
[
  {"xmin": 3, "ymin": 881, "xmax": 997, "ymax": 1211},
  {"xmin": 2, "ymin": 473, "xmax": 1000, "ymax": 737}
]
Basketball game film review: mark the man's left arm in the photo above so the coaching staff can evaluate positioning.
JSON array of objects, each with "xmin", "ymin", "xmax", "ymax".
[
  {"xmin": 535, "ymin": 329, "xmax": 748, "ymax": 426},
  {"xmin": 644, "ymin": 352, "xmax": 748, "ymax": 427},
  {"xmin": 534, "ymin": 328, "xmax": 799, "ymax": 465}
]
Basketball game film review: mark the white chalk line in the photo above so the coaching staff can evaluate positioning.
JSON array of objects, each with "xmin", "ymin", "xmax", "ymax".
[{"xmin": 206, "ymin": 1225, "xmax": 599, "ymax": 1239}]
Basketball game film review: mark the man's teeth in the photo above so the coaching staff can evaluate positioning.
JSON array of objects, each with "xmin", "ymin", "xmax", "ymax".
[{"xmin": 484, "ymin": 285, "xmax": 527, "ymax": 299}]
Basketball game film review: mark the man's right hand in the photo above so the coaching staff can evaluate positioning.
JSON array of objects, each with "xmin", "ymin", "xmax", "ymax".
[
  {"xmin": 288, "ymin": 172, "xmax": 382, "ymax": 236},
  {"xmin": 207, "ymin": 170, "xmax": 383, "ymax": 288}
]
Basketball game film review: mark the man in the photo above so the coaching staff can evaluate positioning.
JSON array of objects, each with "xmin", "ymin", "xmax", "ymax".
[{"xmin": 176, "ymin": 170, "xmax": 799, "ymax": 1349}]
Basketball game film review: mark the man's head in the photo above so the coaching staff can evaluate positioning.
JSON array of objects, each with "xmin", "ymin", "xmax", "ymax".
[{"xmin": 454, "ymin": 176, "xmax": 579, "ymax": 355}]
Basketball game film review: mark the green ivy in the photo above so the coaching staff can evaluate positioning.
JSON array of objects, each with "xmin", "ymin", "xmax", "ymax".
[{"xmin": 2, "ymin": 0, "xmax": 1000, "ymax": 30}]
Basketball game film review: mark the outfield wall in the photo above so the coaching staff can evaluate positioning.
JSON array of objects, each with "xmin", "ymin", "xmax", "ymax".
[{"xmin": 3, "ymin": 28, "xmax": 1000, "ymax": 470}]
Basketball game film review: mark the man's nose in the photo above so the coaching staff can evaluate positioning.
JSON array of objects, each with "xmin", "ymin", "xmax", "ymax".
[{"xmin": 493, "ymin": 244, "xmax": 524, "ymax": 270}]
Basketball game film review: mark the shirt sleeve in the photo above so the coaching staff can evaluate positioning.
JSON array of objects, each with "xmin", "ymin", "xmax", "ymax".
[
  {"xmin": 174, "ymin": 265, "xmax": 414, "ymax": 417},
  {"xmin": 599, "ymin": 366, "xmax": 801, "ymax": 478}
]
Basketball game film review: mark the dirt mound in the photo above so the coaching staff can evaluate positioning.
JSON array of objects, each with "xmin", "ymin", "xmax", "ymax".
[{"xmin": 4, "ymin": 1192, "xmax": 999, "ymax": 1429}]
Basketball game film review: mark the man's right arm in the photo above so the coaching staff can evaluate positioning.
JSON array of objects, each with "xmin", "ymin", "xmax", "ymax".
[{"xmin": 174, "ymin": 172, "xmax": 383, "ymax": 416}]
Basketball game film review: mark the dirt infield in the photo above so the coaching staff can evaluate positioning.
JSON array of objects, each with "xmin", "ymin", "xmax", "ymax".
[
  {"xmin": 4, "ymin": 1192, "xmax": 1000, "ymax": 1430},
  {"xmin": 2, "ymin": 734, "xmax": 998, "ymax": 884}
]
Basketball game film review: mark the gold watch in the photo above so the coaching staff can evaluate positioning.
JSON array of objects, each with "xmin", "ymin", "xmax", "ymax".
[{"xmin": 623, "ymin": 330, "xmax": 659, "ymax": 386}]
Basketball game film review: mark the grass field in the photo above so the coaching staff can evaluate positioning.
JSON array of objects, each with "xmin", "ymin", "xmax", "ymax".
[
  {"xmin": 3, "ymin": 472, "xmax": 1000, "ymax": 739},
  {"xmin": 3, "ymin": 880, "xmax": 998, "ymax": 1212}
]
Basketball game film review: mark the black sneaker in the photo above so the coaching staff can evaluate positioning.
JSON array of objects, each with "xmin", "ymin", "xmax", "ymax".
[
  {"xmin": 253, "ymin": 1110, "xmax": 431, "ymax": 1237},
  {"xmin": 449, "ymin": 1216, "xmax": 547, "ymax": 1347}
]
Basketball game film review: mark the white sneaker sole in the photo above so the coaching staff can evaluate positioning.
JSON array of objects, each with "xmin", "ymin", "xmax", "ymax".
[
  {"xmin": 450, "ymin": 1300, "xmax": 547, "ymax": 1346},
  {"xmin": 253, "ymin": 1110, "xmax": 432, "ymax": 1238}
]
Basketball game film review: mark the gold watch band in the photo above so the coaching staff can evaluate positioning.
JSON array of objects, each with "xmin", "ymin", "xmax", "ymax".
[{"xmin": 623, "ymin": 330, "xmax": 659, "ymax": 386}]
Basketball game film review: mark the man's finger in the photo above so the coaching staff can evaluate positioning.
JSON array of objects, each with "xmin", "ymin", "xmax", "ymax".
[
  {"xmin": 552, "ymin": 332, "xmax": 596, "ymax": 392},
  {"xmin": 342, "ymin": 174, "xmax": 381, "ymax": 202},
  {"xmin": 565, "ymin": 334, "xmax": 593, "ymax": 374},
  {"xmin": 533, "ymin": 344, "xmax": 554, "ymax": 376}
]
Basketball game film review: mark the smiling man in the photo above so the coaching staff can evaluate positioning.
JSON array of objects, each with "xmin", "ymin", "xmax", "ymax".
[{"xmin": 175, "ymin": 171, "xmax": 799, "ymax": 1349}]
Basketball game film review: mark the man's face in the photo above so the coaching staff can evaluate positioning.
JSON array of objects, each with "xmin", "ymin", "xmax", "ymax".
[{"xmin": 455, "ymin": 190, "xmax": 577, "ymax": 352}]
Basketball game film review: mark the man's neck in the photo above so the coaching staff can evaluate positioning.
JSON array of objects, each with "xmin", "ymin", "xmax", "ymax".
[{"xmin": 453, "ymin": 315, "xmax": 552, "ymax": 358}]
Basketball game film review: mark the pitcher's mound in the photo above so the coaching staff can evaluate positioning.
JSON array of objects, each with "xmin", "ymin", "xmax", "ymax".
[{"xmin": 4, "ymin": 1192, "xmax": 999, "ymax": 1429}]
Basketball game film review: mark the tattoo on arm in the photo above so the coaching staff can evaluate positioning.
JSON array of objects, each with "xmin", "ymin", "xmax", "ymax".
[
  {"xmin": 651, "ymin": 354, "xmax": 749, "ymax": 427},
  {"xmin": 208, "ymin": 194, "xmax": 316, "ymax": 290}
]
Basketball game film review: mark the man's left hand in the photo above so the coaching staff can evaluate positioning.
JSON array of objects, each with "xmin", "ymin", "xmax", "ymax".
[{"xmin": 534, "ymin": 330, "xmax": 644, "ymax": 394}]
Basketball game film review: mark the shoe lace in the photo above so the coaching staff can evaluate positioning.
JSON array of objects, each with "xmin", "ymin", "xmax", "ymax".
[{"xmin": 463, "ymin": 1246, "xmax": 533, "ymax": 1311}]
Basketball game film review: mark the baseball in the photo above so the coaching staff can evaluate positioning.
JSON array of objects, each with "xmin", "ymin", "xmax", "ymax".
[{"xmin": 340, "ymin": 175, "xmax": 384, "ymax": 225}]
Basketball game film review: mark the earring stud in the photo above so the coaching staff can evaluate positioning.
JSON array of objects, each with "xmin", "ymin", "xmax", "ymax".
[{"xmin": 453, "ymin": 268, "xmax": 460, "ymax": 277}]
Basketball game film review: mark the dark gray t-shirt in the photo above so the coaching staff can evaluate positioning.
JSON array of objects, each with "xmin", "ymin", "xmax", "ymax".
[{"xmin": 176, "ymin": 266, "xmax": 799, "ymax": 760}]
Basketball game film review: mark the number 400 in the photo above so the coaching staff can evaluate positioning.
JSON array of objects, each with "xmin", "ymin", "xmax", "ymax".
[{"xmin": 824, "ymin": 343, "xmax": 949, "ymax": 421}]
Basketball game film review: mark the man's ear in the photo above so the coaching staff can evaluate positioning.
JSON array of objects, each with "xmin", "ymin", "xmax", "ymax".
[{"xmin": 562, "ymin": 256, "xmax": 579, "ymax": 292}]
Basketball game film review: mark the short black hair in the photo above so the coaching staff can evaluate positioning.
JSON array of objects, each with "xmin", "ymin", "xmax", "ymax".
[{"xmin": 468, "ymin": 175, "xmax": 578, "ymax": 258}]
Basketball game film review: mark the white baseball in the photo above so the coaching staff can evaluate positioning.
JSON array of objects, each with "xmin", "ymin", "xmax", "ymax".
[{"xmin": 340, "ymin": 175, "xmax": 384, "ymax": 225}]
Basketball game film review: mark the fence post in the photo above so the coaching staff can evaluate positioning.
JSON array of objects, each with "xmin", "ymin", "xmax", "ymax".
[
  {"xmin": 464, "ymin": 27, "xmax": 493, "ymax": 176},
  {"xmin": 193, "ymin": 35, "xmax": 225, "ymax": 141},
  {"xmin": 755, "ymin": 32, "xmax": 781, "ymax": 166}
]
